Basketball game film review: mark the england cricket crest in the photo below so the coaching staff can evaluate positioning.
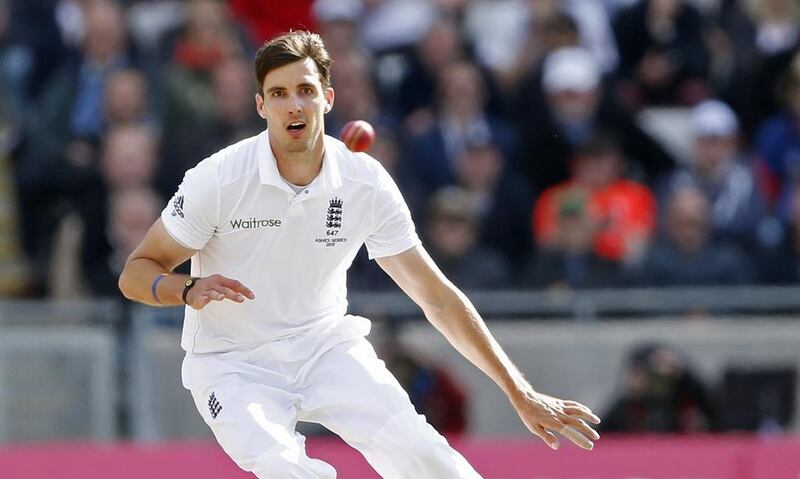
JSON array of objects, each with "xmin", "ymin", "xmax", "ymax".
[
  {"xmin": 315, "ymin": 196, "xmax": 348, "ymax": 247},
  {"xmin": 326, "ymin": 197, "xmax": 343, "ymax": 232}
]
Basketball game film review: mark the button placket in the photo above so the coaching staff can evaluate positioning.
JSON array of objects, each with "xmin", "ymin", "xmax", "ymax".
[{"xmin": 294, "ymin": 186, "xmax": 319, "ymax": 204}]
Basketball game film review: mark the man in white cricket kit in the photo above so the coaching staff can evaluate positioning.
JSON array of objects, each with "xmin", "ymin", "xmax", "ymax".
[{"xmin": 119, "ymin": 31, "xmax": 600, "ymax": 478}]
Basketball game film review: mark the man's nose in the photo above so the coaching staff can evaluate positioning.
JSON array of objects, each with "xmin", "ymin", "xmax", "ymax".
[{"xmin": 288, "ymin": 95, "xmax": 303, "ymax": 114}]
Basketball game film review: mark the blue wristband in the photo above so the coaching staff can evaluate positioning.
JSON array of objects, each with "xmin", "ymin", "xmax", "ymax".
[{"xmin": 151, "ymin": 274, "xmax": 169, "ymax": 304}]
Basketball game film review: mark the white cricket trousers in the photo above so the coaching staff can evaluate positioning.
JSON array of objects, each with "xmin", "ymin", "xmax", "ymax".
[{"xmin": 182, "ymin": 316, "xmax": 482, "ymax": 479}]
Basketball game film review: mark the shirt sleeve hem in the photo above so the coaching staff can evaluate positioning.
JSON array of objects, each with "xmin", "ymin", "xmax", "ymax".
[
  {"xmin": 367, "ymin": 237, "xmax": 421, "ymax": 260},
  {"xmin": 161, "ymin": 211, "xmax": 204, "ymax": 251}
]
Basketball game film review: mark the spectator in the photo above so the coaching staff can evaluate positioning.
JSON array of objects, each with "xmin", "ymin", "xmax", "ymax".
[
  {"xmin": 659, "ymin": 100, "xmax": 766, "ymax": 250},
  {"xmin": 522, "ymin": 186, "xmax": 625, "ymax": 290},
  {"xmin": 567, "ymin": 0, "xmax": 620, "ymax": 74},
  {"xmin": 0, "ymin": 0, "xmax": 67, "ymax": 124},
  {"xmin": 425, "ymin": 187, "xmax": 511, "ymax": 290},
  {"xmin": 464, "ymin": 0, "xmax": 617, "ymax": 94},
  {"xmin": 755, "ymin": 55, "xmax": 800, "ymax": 218},
  {"xmin": 103, "ymin": 68, "xmax": 154, "ymax": 128},
  {"xmin": 613, "ymin": 0, "xmax": 710, "ymax": 107},
  {"xmin": 351, "ymin": 176, "xmax": 513, "ymax": 292},
  {"xmin": 372, "ymin": 130, "xmax": 425, "ymax": 217},
  {"xmin": 75, "ymin": 123, "xmax": 162, "ymax": 294},
  {"xmin": 520, "ymin": 47, "xmax": 674, "ymax": 192},
  {"xmin": 102, "ymin": 186, "xmax": 162, "ymax": 294},
  {"xmin": 209, "ymin": 58, "xmax": 262, "ymax": 138},
  {"xmin": 534, "ymin": 132, "xmax": 656, "ymax": 265},
  {"xmin": 360, "ymin": 0, "xmax": 436, "ymax": 55},
  {"xmin": 757, "ymin": 182, "xmax": 800, "ymax": 284},
  {"xmin": 160, "ymin": 0, "xmax": 252, "ymax": 137},
  {"xmin": 639, "ymin": 186, "xmax": 754, "ymax": 286},
  {"xmin": 511, "ymin": 12, "xmax": 583, "ymax": 135},
  {"xmin": 312, "ymin": 0, "xmax": 364, "ymax": 57},
  {"xmin": 711, "ymin": 0, "xmax": 800, "ymax": 133},
  {"xmin": 125, "ymin": 0, "xmax": 186, "ymax": 60},
  {"xmin": 16, "ymin": 0, "xmax": 134, "ymax": 295},
  {"xmin": 325, "ymin": 49, "xmax": 390, "ymax": 139},
  {"xmin": 101, "ymin": 124, "xmax": 159, "ymax": 192},
  {"xmin": 21, "ymin": 0, "xmax": 135, "ymax": 161},
  {"xmin": 705, "ymin": 0, "xmax": 753, "ymax": 131},
  {"xmin": 160, "ymin": 57, "xmax": 262, "ymax": 194},
  {"xmin": 453, "ymin": 142, "xmax": 533, "ymax": 269},
  {"xmin": 746, "ymin": 0, "xmax": 800, "ymax": 125},
  {"xmin": 404, "ymin": 59, "xmax": 517, "ymax": 194},
  {"xmin": 229, "ymin": 0, "xmax": 315, "ymax": 44},
  {"xmin": 165, "ymin": 0, "xmax": 248, "ymax": 66},
  {"xmin": 0, "ymin": 118, "xmax": 31, "ymax": 296},
  {"xmin": 602, "ymin": 343, "xmax": 718, "ymax": 433},
  {"xmin": 395, "ymin": 16, "xmax": 468, "ymax": 122},
  {"xmin": 745, "ymin": 0, "xmax": 799, "ymax": 57},
  {"xmin": 347, "ymin": 132, "xmax": 425, "ymax": 291},
  {"xmin": 381, "ymin": 330, "xmax": 468, "ymax": 435}
]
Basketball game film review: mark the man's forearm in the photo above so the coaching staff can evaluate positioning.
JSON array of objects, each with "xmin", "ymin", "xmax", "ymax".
[
  {"xmin": 118, "ymin": 257, "xmax": 190, "ymax": 306},
  {"xmin": 422, "ymin": 286, "xmax": 529, "ymax": 397}
]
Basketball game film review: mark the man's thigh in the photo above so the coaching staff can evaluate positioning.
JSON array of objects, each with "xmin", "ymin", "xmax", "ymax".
[
  {"xmin": 186, "ymin": 355, "xmax": 337, "ymax": 479},
  {"xmin": 298, "ymin": 337, "xmax": 481, "ymax": 479}
]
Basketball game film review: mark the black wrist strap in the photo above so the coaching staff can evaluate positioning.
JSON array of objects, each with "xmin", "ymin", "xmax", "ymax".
[{"xmin": 182, "ymin": 277, "xmax": 200, "ymax": 304}]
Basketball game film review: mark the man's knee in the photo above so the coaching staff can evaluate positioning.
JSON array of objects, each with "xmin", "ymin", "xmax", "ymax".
[{"xmin": 369, "ymin": 412, "xmax": 480, "ymax": 478}]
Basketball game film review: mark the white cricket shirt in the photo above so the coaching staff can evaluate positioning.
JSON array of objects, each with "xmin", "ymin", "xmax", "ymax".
[{"xmin": 161, "ymin": 130, "xmax": 420, "ymax": 353}]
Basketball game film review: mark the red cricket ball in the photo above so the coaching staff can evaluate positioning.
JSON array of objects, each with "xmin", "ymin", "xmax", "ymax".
[{"xmin": 340, "ymin": 120, "xmax": 375, "ymax": 152}]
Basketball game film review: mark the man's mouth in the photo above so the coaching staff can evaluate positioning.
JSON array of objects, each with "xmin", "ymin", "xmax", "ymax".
[{"xmin": 286, "ymin": 121, "xmax": 306, "ymax": 137}]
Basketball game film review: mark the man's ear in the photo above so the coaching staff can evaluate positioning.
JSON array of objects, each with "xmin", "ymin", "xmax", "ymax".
[
  {"xmin": 255, "ymin": 93, "xmax": 266, "ymax": 119},
  {"xmin": 324, "ymin": 87, "xmax": 335, "ymax": 114}
]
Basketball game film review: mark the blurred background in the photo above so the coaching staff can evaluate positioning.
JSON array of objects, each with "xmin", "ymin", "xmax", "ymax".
[{"xmin": 1, "ymin": 0, "xmax": 800, "ymax": 477}]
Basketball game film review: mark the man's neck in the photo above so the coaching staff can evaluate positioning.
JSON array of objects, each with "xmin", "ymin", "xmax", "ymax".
[{"xmin": 271, "ymin": 135, "xmax": 325, "ymax": 186}]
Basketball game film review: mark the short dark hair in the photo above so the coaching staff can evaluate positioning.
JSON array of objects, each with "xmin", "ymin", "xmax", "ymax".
[{"xmin": 254, "ymin": 30, "xmax": 332, "ymax": 94}]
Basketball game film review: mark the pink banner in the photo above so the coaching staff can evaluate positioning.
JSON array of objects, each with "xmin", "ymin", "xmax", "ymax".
[{"xmin": 1, "ymin": 436, "xmax": 799, "ymax": 478}]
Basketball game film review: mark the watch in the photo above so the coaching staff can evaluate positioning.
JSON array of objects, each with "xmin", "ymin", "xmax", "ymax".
[{"xmin": 182, "ymin": 277, "xmax": 200, "ymax": 304}]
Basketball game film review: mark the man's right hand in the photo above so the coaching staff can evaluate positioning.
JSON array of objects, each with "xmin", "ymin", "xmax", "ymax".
[{"xmin": 185, "ymin": 274, "xmax": 256, "ymax": 310}]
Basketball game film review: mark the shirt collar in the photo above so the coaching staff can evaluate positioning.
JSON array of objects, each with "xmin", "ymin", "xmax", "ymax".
[{"xmin": 258, "ymin": 130, "xmax": 343, "ymax": 194}]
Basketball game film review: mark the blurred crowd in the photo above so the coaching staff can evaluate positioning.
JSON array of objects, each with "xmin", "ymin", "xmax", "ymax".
[
  {"xmin": 602, "ymin": 342, "xmax": 796, "ymax": 434},
  {"xmin": 1, "ymin": 0, "xmax": 800, "ymax": 297}
]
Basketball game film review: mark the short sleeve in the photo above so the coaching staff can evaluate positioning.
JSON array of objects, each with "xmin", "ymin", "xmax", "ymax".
[
  {"xmin": 365, "ymin": 165, "xmax": 421, "ymax": 259},
  {"xmin": 160, "ymin": 160, "xmax": 219, "ymax": 250}
]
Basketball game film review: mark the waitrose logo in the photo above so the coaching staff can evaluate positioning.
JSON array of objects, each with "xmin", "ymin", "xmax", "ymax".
[{"xmin": 230, "ymin": 217, "xmax": 282, "ymax": 229}]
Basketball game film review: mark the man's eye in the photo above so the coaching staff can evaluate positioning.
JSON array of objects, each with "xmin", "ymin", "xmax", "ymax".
[
  {"xmin": 302, "ymin": 87, "xmax": 313, "ymax": 94},
  {"xmin": 272, "ymin": 91, "xmax": 283, "ymax": 97}
]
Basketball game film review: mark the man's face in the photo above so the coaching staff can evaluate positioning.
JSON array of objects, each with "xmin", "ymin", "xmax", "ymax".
[
  {"xmin": 83, "ymin": 2, "xmax": 125, "ymax": 64},
  {"xmin": 102, "ymin": 129, "xmax": 157, "ymax": 190},
  {"xmin": 574, "ymin": 152, "xmax": 620, "ymax": 189},
  {"xmin": 214, "ymin": 60, "xmax": 253, "ymax": 124},
  {"xmin": 429, "ymin": 215, "xmax": 476, "ymax": 259},
  {"xmin": 694, "ymin": 135, "xmax": 736, "ymax": 177},
  {"xmin": 668, "ymin": 191, "xmax": 710, "ymax": 254},
  {"xmin": 256, "ymin": 58, "xmax": 334, "ymax": 156},
  {"xmin": 548, "ymin": 88, "xmax": 598, "ymax": 124},
  {"xmin": 332, "ymin": 52, "xmax": 373, "ymax": 119},
  {"xmin": 439, "ymin": 63, "xmax": 483, "ymax": 117},
  {"xmin": 104, "ymin": 71, "xmax": 147, "ymax": 123}
]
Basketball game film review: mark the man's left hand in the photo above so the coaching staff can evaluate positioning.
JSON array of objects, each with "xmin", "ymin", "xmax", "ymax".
[{"xmin": 510, "ymin": 388, "xmax": 601, "ymax": 451}]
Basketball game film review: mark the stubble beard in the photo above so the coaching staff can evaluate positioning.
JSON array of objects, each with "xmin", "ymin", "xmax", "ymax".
[
  {"xmin": 287, "ymin": 122, "xmax": 324, "ymax": 157},
  {"xmin": 282, "ymin": 124, "xmax": 316, "ymax": 154},
  {"xmin": 285, "ymin": 137, "xmax": 314, "ymax": 154}
]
